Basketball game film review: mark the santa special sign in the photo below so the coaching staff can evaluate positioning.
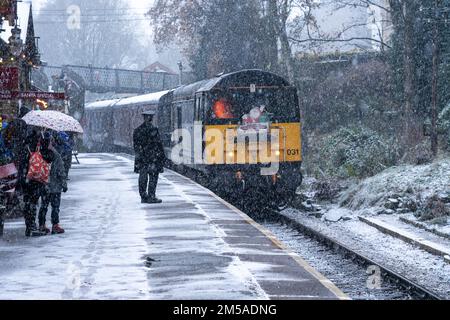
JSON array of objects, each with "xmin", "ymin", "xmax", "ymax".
[
  {"xmin": 0, "ymin": 91, "xmax": 66, "ymax": 100},
  {"xmin": 0, "ymin": 67, "xmax": 19, "ymax": 91}
]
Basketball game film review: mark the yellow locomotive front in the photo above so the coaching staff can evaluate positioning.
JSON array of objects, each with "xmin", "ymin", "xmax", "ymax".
[{"xmin": 201, "ymin": 76, "xmax": 303, "ymax": 209}]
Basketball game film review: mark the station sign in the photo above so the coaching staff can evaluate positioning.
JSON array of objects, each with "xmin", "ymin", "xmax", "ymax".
[
  {"xmin": 0, "ymin": 91, "xmax": 66, "ymax": 100},
  {"xmin": 0, "ymin": 67, "xmax": 19, "ymax": 91}
]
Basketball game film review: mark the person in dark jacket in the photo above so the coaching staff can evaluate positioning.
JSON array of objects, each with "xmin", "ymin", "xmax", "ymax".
[
  {"xmin": 38, "ymin": 141, "xmax": 67, "ymax": 235},
  {"xmin": 54, "ymin": 131, "xmax": 74, "ymax": 177},
  {"xmin": 3, "ymin": 107, "xmax": 30, "ymax": 177},
  {"xmin": 133, "ymin": 110, "xmax": 165, "ymax": 204},
  {"xmin": 21, "ymin": 129, "xmax": 55, "ymax": 237}
]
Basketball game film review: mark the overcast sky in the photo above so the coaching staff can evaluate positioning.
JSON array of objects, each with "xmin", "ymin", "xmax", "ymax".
[
  {"xmin": 29, "ymin": 0, "xmax": 185, "ymax": 69},
  {"xmin": 32, "ymin": 0, "xmax": 153, "ymax": 12},
  {"xmin": 31, "ymin": 0, "xmax": 154, "ymax": 40}
]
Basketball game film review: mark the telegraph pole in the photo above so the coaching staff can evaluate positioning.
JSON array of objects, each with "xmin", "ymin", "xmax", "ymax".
[
  {"xmin": 431, "ymin": 0, "xmax": 441, "ymax": 157},
  {"xmin": 178, "ymin": 61, "xmax": 183, "ymax": 86}
]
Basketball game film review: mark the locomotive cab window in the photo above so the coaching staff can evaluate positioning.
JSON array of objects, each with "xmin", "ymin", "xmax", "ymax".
[
  {"xmin": 212, "ymin": 98, "xmax": 235, "ymax": 119},
  {"xmin": 207, "ymin": 88, "xmax": 300, "ymax": 125}
]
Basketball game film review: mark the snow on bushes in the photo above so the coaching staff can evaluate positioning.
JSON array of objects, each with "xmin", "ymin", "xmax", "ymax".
[
  {"xmin": 340, "ymin": 157, "xmax": 450, "ymax": 212},
  {"xmin": 312, "ymin": 126, "xmax": 398, "ymax": 179}
]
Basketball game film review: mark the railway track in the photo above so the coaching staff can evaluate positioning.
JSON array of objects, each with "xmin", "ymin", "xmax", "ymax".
[
  {"xmin": 259, "ymin": 212, "xmax": 444, "ymax": 300},
  {"xmin": 214, "ymin": 189, "xmax": 443, "ymax": 300}
]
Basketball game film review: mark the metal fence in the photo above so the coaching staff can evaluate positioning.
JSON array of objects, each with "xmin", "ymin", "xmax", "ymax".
[{"xmin": 32, "ymin": 64, "xmax": 194, "ymax": 94}]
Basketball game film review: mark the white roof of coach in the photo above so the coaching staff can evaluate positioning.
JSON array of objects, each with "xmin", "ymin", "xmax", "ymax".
[
  {"xmin": 85, "ymin": 99, "xmax": 121, "ymax": 109},
  {"xmin": 114, "ymin": 91, "xmax": 170, "ymax": 108}
]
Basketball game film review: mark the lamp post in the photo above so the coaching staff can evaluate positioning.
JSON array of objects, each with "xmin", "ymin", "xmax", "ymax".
[{"xmin": 178, "ymin": 61, "xmax": 183, "ymax": 86}]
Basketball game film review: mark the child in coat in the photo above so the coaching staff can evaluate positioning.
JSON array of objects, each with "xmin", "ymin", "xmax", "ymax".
[{"xmin": 38, "ymin": 142, "xmax": 68, "ymax": 235}]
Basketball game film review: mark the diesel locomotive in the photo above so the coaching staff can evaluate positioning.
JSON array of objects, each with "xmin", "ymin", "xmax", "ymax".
[{"xmin": 84, "ymin": 70, "xmax": 303, "ymax": 210}]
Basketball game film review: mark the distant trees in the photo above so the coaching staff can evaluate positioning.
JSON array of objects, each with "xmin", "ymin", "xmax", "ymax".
[{"xmin": 36, "ymin": 0, "xmax": 142, "ymax": 68}]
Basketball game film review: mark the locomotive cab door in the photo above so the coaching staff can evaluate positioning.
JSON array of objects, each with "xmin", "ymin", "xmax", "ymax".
[
  {"xmin": 193, "ymin": 93, "xmax": 205, "ymax": 169},
  {"xmin": 158, "ymin": 99, "xmax": 173, "ymax": 151}
]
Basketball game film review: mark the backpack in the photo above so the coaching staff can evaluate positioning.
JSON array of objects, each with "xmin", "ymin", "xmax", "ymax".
[{"xmin": 26, "ymin": 143, "xmax": 51, "ymax": 185}]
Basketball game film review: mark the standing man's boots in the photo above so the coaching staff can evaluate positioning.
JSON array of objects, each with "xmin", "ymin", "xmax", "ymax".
[
  {"xmin": 147, "ymin": 196, "xmax": 162, "ymax": 204},
  {"xmin": 141, "ymin": 194, "xmax": 149, "ymax": 204}
]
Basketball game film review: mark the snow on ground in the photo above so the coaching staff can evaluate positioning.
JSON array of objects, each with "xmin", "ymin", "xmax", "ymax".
[
  {"xmin": 0, "ymin": 154, "xmax": 268, "ymax": 300},
  {"xmin": 340, "ymin": 157, "xmax": 450, "ymax": 211}
]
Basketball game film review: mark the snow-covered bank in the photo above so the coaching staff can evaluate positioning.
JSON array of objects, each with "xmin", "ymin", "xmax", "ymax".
[
  {"xmin": 285, "ymin": 156, "xmax": 450, "ymax": 298},
  {"xmin": 279, "ymin": 208, "xmax": 450, "ymax": 299},
  {"xmin": 340, "ymin": 156, "xmax": 450, "ymax": 213}
]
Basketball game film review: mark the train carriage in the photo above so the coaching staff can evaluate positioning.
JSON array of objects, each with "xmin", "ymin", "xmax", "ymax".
[{"xmin": 83, "ymin": 99, "xmax": 119, "ymax": 152}]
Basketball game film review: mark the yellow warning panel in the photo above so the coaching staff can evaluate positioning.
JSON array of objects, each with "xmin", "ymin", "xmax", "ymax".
[{"xmin": 204, "ymin": 123, "xmax": 302, "ymax": 165}]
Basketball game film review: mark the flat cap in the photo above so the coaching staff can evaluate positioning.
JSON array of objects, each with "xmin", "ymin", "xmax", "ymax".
[{"xmin": 142, "ymin": 110, "xmax": 156, "ymax": 116}]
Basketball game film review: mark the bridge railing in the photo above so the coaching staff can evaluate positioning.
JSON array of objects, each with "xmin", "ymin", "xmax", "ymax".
[{"xmin": 32, "ymin": 64, "xmax": 187, "ymax": 94}]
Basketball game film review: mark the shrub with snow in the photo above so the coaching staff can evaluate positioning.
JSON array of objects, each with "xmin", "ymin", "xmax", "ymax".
[
  {"xmin": 315, "ymin": 126, "xmax": 399, "ymax": 179},
  {"xmin": 414, "ymin": 195, "xmax": 449, "ymax": 224},
  {"xmin": 340, "ymin": 157, "xmax": 450, "ymax": 212}
]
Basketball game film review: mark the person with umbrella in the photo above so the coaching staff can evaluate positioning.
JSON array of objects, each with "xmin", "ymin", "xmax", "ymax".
[
  {"xmin": 133, "ymin": 110, "xmax": 165, "ymax": 204},
  {"xmin": 20, "ymin": 110, "xmax": 83, "ymax": 237},
  {"xmin": 20, "ymin": 128, "xmax": 55, "ymax": 237}
]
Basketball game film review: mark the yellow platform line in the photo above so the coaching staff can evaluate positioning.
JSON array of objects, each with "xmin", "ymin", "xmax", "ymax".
[{"xmin": 166, "ymin": 169, "xmax": 350, "ymax": 301}]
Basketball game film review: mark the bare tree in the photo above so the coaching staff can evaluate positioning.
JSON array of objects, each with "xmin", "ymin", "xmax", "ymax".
[{"xmin": 288, "ymin": 0, "xmax": 392, "ymax": 52}]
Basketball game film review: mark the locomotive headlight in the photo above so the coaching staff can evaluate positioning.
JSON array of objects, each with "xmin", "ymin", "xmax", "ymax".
[
  {"xmin": 228, "ymin": 152, "xmax": 234, "ymax": 158},
  {"xmin": 275, "ymin": 151, "xmax": 281, "ymax": 157}
]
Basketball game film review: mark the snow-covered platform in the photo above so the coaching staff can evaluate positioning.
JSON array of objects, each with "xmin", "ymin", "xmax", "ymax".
[{"xmin": 0, "ymin": 154, "xmax": 346, "ymax": 300}]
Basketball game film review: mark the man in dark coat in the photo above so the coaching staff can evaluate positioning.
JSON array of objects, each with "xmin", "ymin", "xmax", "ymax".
[{"xmin": 133, "ymin": 111, "xmax": 165, "ymax": 204}]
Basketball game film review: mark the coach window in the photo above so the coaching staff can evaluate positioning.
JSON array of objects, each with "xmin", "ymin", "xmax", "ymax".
[{"xmin": 195, "ymin": 96, "xmax": 201, "ymax": 121}]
